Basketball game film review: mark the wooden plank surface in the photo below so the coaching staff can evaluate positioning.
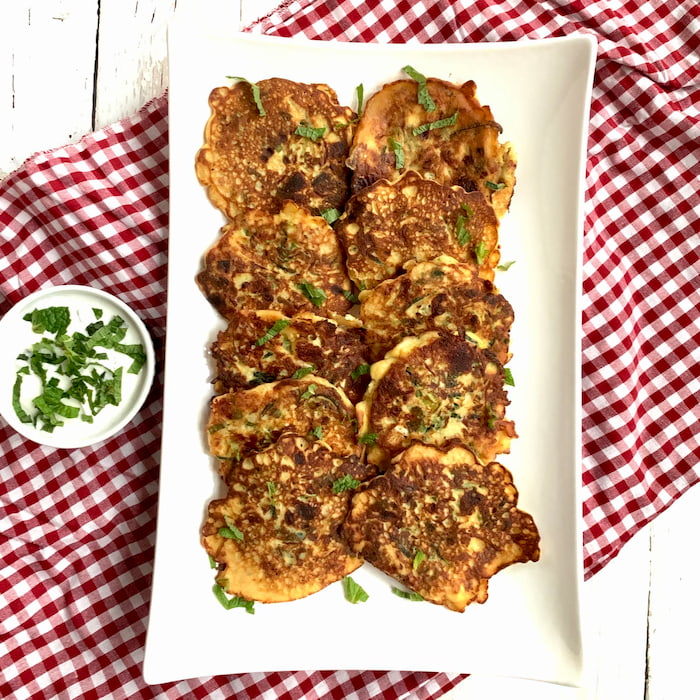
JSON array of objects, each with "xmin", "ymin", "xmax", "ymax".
[
  {"xmin": 0, "ymin": 1, "xmax": 98, "ymax": 177},
  {"xmin": 1, "ymin": 2, "xmax": 697, "ymax": 698},
  {"xmin": 93, "ymin": 0, "xmax": 176, "ymax": 128}
]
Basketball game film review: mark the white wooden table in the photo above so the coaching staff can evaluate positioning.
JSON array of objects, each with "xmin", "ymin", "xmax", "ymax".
[{"xmin": 1, "ymin": 2, "xmax": 697, "ymax": 698}]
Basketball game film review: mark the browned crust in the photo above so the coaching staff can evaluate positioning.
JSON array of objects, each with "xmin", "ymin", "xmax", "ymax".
[
  {"xmin": 210, "ymin": 310, "xmax": 370, "ymax": 403},
  {"xmin": 196, "ymin": 202, "xmax": 353, "ymax": 319},
  {"xmin": 341, "ymin": 443, "xmax": 540, "ymax": 612},
  {"xmin": 358, "ymin": 331, "xmax": 516, "ymax": 468}
]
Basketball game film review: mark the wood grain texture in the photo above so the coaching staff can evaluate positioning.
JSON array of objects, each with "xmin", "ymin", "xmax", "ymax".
[
  {"xmin": 94, "ymin": 0, "xmax": 176, "ymax": 128},
  {"xmin": 0, "ymin": 1, "xmax": 98, "ymax": 177}
]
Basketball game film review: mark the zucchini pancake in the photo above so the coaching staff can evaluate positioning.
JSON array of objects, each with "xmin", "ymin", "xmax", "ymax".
[
  {"xmin": 341, "ymin": 443, "xmax": 540, "ymax": 612},
  {"xmin": 335, "ymin": 170, "xmax": 500, "ymax": 291},
  {"xmin": 195, "ymin": 77, "xmax": 356, "ymax": 218},
  {"xmin": 346, "ymin": 73, "xmax": 516, "ymax": 219},
  {"xmin": 357, "ymin": 330, "xmax": 516, "ymax": 469},
  {"xmin": 207, "ymin": 375, "xmax": 359, "ymax": 483},
  {"xmin": 359, "ymin": 255, "xmax": 514, "ymax": 364},
  {"xmin": 209, "ymin": 310, "xmax": 370, "ymax": 403},
  {"xmin": 203, "ymin": 434, "xmax": 375, "ymax": 603},
  {"xmin": 196, "ymin": 201, "xmax": 353, "ymax": 320}
]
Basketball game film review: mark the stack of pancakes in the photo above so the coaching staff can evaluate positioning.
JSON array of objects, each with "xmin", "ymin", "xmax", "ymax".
[{"xmin": 195, "ymin": 71, "xmax": 539, "ymax": 613}]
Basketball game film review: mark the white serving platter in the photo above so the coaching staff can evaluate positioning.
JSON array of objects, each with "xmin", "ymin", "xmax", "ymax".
[{"xmin": 144, "ymin": 17, "xmax": 596, "ymax": 687}]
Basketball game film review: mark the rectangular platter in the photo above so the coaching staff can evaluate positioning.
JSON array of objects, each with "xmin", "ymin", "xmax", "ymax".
[{"xmin": 144, "ymin": 13, "xmax": 596, "ymax": 687}]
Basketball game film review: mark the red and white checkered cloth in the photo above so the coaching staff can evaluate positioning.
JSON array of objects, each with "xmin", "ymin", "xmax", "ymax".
[{"xmin": 1, "ymin": 0, "xmax": 698, "ymax": 698}]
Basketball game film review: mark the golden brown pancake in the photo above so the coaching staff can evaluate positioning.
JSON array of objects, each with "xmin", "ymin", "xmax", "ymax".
[
  {"xmin": 347, "ymin": 76, "xmax": 516, "ymax": 218},
  {"xmin": 357, "ymin": 330, "xmax": 515, "ymax": 468},
  {"xmin": 207, "ymin": 375, "xmax": 359, "ymax": 482},
  {"xmin": 210, "ymin": 310, "xmax": 370, "ymax": 403},
  {"xmin": 203, "ymin": 434, "xmax": 375, "ymax": 603},
  {"xmin": 335, "ymin": 170, "xmax": 500, "ymax": 291},
  {"xmin": 359, "ymin": 255, "xmax": 514, "ymax": 364},
  {"xmin": 341, "ymin": 443, "xmax": 540, "ymax": 612},
  {"xmin": 196, "ymin": 77, "xmax": 356, "ymax": 218},
  {"xmin": 196, "ymin": 201, "xmax": 353, "ymax": 319}
]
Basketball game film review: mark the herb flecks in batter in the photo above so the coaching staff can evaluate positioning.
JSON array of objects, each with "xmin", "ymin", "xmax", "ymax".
[
  {"xmin": 12, "ymin": 305, "xmax": 146, "ymax": 433},
  {"xmin": 388, "ymin": 137, "xmax": 405, "ymax": 169},
  {"xmin": 295, "ymin": 122, "xmax": 327, "ymax": 142},
  {"xmin": 254, "ymin": 319, "xmax": 291, "ymax": 346},
  {"xmin": 412, "ymin": 112, "xmax": 458, "ymax": 136},
  {"xmin": 455, "ymin": 214, "xmax": 471, "ymax": 247},
  {"xmin": 391, "ymin": 586, "xmax": 424, "ymax": 602},
  {"xmin": 332, "ymin": 474, "xmax": 361, "ymax": 494},
  {"xmin": 297, "ymin": 282, "xmax": 327, "ymax": 308},
  {"xmin": 219, "ymin": 516, "xmax": 245, "ymax": 541}
]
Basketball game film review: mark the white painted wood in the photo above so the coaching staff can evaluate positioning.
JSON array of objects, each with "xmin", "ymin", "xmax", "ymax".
[
  {"xmin": 93, "ymin": 0, "xmax": 176, "ymax": 128},
  {"xmin": 646, "ymin": 484, "xmax": 700, "ymax": 699},
  {"xmin": 582, "ymin": 528, "xmax": 651, "ymax": 700},
  {"xmin": 0, "ymin": 1, "xmax": 98, "ymax": 178}
]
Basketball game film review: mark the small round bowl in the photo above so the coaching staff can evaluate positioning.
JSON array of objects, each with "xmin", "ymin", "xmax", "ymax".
[{"xmin": 0, "ymin": 285, "xmax": 156, "ymax": 449}]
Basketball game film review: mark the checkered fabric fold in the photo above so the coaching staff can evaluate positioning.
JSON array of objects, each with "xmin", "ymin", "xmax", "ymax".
[{"xmin": 1, "ymin": 0, "xmax": 699, "ymax": 698}]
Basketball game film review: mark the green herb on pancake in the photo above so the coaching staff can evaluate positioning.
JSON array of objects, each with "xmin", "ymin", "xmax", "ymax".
[
  {"xmin": 402, "ymin": 65, "xmax": 436, "ymax": 112},
  {"xmin": 332, "ymin": 474, "xmax": 361, "ymax": 494},
  {"xmin": 497, "ymin": 260, "xmax": 515, "ymax": 271},
  {"xmin": 212, "ymin": 584, "xmax": 255, "ymax": 614},
  {"xmin": 251, "ymin": 371, "xmax": 277, "ymax": 386},
  {"xmin": 295, "ymin": 122, "xmax": 327, "ymax": 142},
  {"xmin": 254, "ymin": 319, "xmax": 291, "ymax": 346},
  {"xmin": 358, "ymin": 432, "xmax": 378, "ymax": 445},
  {"xmin": 455, "ymin": 214, "xmax": 471, "ymax": 247},
  {"xmin": 388, "ymin": 136, "xmax": 405, "ymax": 169},
  {"xmin": 412, "ymin": 111, "xmax": 458, "ymax": 136},
  {"xmin": 412, "ymin": 549, "xmax": 426, "ymax": 572},
  {"xmin": 12, "ymin": 305, "xmax": 146, "ymax": 433},
  {"xmin": 355, "ymin": 83, "xmax": 365, "ymax": 116},
  {"xmin": 351, "ymin": 363, "xmax": 370, "ymax": 381},
  {"xmin": 300, "ymin": 383, "xmax": 318, "ymax": 400},
  {"xmin": 228, "ymin": 76, "xmax": 266, "ymax": 116},
  {"xmin": 219, "ymin": 516, "xmax": 244, "ymax": 541},
  {"xmin": 266, "ymin": 480, "xmax": 278, "ymax": 518},
  {"xmin": 320, "ymin": 208, "xmax": 341, "ymax": 224},
  {"xmin": 486, "ymin": 180, "xmax": 506, "ymax": 191},
  {"xmin": 297, "ymin": 282, "xmax": 327, "ymax": 308},
  {"xmin": 391, "ymin": 586, "xmax": 424, "ymax": 602},
  {"xmin": 342, "ymin": 575, "xmax": 369, "ymax": 604},
  {"xmin": 343, "ymin": 289, "xmax": 360, "ymax": 304}
]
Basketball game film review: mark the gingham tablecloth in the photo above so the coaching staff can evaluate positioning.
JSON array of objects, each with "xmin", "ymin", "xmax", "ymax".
[{"xmin": 1, "ymin": 1, "xmax": 699, "ymax": 698}]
